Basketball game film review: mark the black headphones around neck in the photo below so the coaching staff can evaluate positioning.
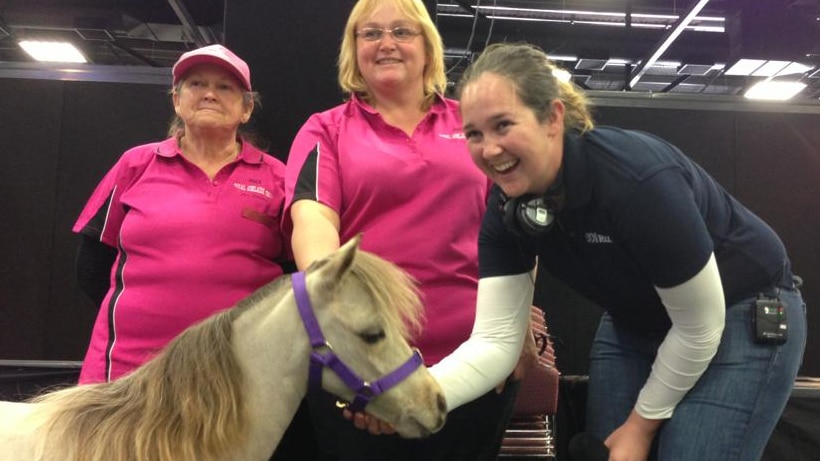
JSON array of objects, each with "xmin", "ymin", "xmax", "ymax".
[{"xmin": 499, "ymin": 170, "xmax": 565, "ymax": 237}]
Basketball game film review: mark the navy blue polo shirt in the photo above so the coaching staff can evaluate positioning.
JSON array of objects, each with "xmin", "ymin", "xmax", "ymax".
[{"xmin": 480, "ymin": 126, "xmax": 790, "ymax": 334}]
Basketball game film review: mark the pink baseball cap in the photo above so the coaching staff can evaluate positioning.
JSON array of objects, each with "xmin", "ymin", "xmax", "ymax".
[{"xmin": 172, "ymin": 44, "xmax": 251, "ymax": 91}]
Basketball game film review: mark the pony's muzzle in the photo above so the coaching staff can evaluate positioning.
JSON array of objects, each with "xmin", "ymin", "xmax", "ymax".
[
  {"xmin": 406, "ymin": 388, "xmax": 447, "ymax": 437},
  {"xmin": 431, "ymin": 392, "xmax": 447, "ymax": 432}
]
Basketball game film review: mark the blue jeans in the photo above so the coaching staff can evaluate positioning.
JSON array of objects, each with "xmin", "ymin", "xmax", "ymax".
[{"xmin": 586, "ymin": 285, "xmax": 806, "ymax": 461}]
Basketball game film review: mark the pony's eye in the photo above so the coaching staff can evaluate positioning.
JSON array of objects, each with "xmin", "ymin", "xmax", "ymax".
[{"xmin": 360, "ymin": 330, "xmax": 386, "ymax": 344}]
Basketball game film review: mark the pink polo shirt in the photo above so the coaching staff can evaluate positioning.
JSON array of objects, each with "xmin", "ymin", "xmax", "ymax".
[
  {"xmin": 285, "ymin": 94, "xmax": 489, "ymax": 365},
  {"xmin": 74, "ymin": 137, "xmax": 288, "ymax": 383}
]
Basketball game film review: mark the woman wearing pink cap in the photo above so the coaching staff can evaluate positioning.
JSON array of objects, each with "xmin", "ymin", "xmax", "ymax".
[{"xmin": 73, "ymin": 44, "xmax": 291, "ymax": 386}]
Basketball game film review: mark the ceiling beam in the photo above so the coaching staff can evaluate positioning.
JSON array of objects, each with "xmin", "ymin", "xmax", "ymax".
[
  {"xmin": 165, "ymin": 0, "xmax": 215, "ymax": 47},
  {"xmin": 453, "ymin": 1, "xmax": 475, "ymax": 15},
  {"xmin": 109, "ymin": 40, "xmax": 161, "ymax": 67},
  {"xmin": 660, "ymin": 74, "xmax": 689, "ymax": 93},
  {"xmin": 452, "ymin": 1, "xmax": 489, "ymax": 19},
  {"xmin": 628, "ymin": 0, "xmax": 710, "ymax": 89}
]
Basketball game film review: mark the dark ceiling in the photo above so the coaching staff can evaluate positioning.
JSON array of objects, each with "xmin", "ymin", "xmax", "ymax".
[
  {"xmin": 439, "ymin": 0, "xmax": 820, "ymax": 101},
  {"xmin": 0, "ymin": 0, "xmax": 225, "ymax": 68},
  {"xmin": 1, "ymin": 0, "xmax": 819, "ymax": 101}
]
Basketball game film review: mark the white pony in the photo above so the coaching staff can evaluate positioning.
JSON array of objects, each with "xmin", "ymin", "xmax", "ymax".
[{"xmin": 0, "ymin": 236, "xmax": 446, "ymax": 461}]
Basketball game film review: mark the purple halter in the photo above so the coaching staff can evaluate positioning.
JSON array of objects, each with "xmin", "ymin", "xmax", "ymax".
[{"xmin": 292, "ymin": 271, "xmax": 424, "ymax": 412}]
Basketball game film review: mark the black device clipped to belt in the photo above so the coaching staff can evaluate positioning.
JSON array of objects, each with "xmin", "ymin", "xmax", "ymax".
[{"xmin": 753, "ymin": 293, "xmax": 788, "ymax": 344}]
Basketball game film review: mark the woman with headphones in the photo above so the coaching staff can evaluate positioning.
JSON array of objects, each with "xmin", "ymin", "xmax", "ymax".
[{"xmin": 421, "ymin": 42, "xmax": 807, "ymax": 461}]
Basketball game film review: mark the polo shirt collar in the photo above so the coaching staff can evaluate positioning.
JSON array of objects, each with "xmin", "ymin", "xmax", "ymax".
[
  {"xmin": 155, "ymin": 137, "xmax": 181, "ymax": 158},
  {"xmin": 236, "ymin": 137, "xmax": 264, "ymax": 164},
  {"xmin": 155, "ymin": 136, "xmax": 263, "ymax": 164},
  {"xmin": 349, "ymin": 92, "xmax": 448, "ymax": 115}
]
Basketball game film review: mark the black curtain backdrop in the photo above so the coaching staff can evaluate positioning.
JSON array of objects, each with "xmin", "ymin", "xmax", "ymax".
[{"xmin": 0, "ymin": 79, "xmax": 172, "ymax": 362}]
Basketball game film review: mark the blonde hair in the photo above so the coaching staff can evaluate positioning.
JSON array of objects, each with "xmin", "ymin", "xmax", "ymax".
[
  {"xmin": 458, "ymin": 42, "xmax": 594, "ymax": 133},
  {"xmin": 338, "ymin": 0, "xmax": 446, "ymax": 109}
]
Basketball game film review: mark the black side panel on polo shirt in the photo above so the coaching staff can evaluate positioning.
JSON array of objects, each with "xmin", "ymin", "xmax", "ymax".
[{"xmin": 294, "ymin": 144, "xmax": 320, "ymax": 202}]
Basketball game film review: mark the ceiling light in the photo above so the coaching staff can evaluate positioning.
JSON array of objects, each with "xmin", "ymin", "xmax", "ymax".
[
  {"xmin": 775, "ymin": 62, "xmax": 814, "ymax": 77},
  {"xmin": 573, "ymin": 20, "xmax": 627, "ymax": 27},
  {"xmin": 751, "ymin": 60, "xmax": 790, "ymax": 77},
  {"xmin": 724, "ymin": 59, "xmax": 767, "ymax": 76},
  {"xmin": 606, "ymin": 58, "xmax": 632, "ymax": 66},
  {"xmin": 744, "ymin": 81, "xmax": 807, "ymax": 100},
  {"xmin": 725, "ymin": 59, "xmax": 815, "ymax": 78},
  {"xmin": 436, "ymin": 4, "xmax": 724, "ymax": 32},
  {"xmin": 18, "ymin": 40, "xmax": 87, "ymax": 63},
  {"xmin": 484, "ymin": 15, "xmax": 568, "ymax": 23},
  {"xmin": 687, "ymin": 25, "xmax": 725, "ymax": 32}
]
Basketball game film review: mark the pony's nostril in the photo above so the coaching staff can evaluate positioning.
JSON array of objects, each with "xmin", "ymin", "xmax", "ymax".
[{"xmin": 437, "ymin": 393, "xmax": 447, "ymax": 414}]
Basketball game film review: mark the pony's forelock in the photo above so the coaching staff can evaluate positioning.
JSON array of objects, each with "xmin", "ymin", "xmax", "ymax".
[{"xmin": 348, "ymin": 250, "xmax": 424, "ymax": 340}]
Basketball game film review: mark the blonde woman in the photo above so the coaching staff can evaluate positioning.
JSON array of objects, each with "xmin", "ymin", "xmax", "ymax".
[{"xmin": 283, "ymin": 1, "xmax": 517, "ymax": 460}]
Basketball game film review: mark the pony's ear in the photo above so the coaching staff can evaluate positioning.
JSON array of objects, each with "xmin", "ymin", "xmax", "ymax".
[{"xmin": 311, "ymin": 234, "xmax": 362, "ymax": 283}]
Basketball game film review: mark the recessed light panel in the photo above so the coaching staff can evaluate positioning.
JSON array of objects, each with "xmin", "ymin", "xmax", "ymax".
[{"xmin": 19, "ymin": 40, "xmax": 87, "ymax": 63}]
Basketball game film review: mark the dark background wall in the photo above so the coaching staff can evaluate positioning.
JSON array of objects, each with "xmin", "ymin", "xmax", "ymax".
[
  {"xmin": 0, "ymin": 78, "xmax": 172, "ymax": 360},
  {"xmin": 0, "ymin": 1, "xmax": 817, "ymax": 381}
]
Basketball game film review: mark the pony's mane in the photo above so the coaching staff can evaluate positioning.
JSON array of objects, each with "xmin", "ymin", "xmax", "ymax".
[
  {"xmin": 344, "ymin": 249, "xmax": 424, "ymax": 340},
  {"xmin": 25, "ymin": 249, "xmax": 421, "ymax": 461},
  {"xmin": 29, "ymin": 276, "xmax": 292, "ymax": 461}
]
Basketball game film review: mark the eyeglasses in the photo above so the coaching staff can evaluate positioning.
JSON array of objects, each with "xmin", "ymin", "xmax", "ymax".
[{"xmin": 356, "ymin": 27, "xmax": 421, "ymax": 43}]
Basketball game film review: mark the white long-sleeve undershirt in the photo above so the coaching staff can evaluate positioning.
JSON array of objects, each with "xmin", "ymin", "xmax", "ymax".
[
  {"xmin": 637, "ymin": 253, "xmax": 726, "ymax": 419},
  {"xmin": 429, "ymin": 273, "xmax": 534, "ymax": 411},
  {"xmin": 429, "ymin": 254, "xmax": 725, "ymax": 417}
]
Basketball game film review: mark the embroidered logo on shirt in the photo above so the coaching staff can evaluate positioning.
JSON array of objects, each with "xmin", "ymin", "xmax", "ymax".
[
  {"xmin": 585, "ymin": 232, "xmax": 613, "ymax": 244},
  {"xmin": 233, "ymin": 181, "xmax": 272, "ymax": 199},
  {"xmin": 438, "ymin": 132, "xmax": 466, "ymax": 140}
]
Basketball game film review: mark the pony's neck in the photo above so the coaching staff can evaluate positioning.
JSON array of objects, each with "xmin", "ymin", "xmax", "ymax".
[{"xmin": 230, "ymin": 293, "xmax": 312, "ymax": 460}]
